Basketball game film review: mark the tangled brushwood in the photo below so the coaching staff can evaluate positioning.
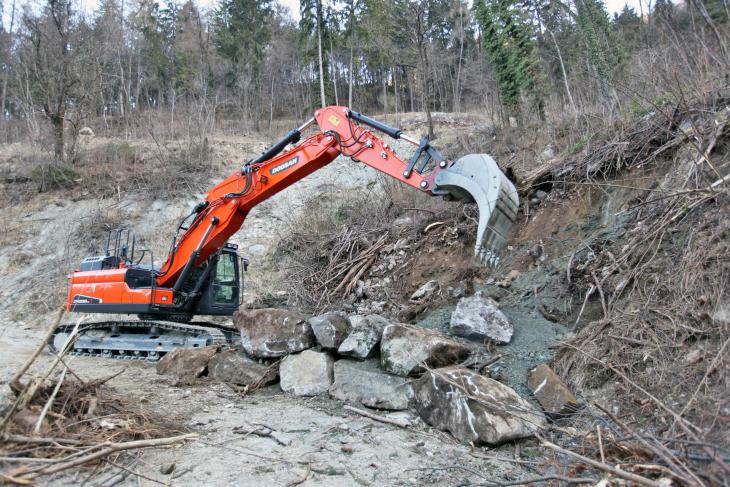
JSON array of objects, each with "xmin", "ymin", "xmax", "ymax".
[
  {"xmin": 272, "ymin": 179, "xmax": 482, "ymax": 314},
  {"xmin": 541, "ymin": 95, "xmax": 730, "ymax": 484},
  {"xmin": 0, "ymin": 315, "xmax": 194, "ymax": 484}
]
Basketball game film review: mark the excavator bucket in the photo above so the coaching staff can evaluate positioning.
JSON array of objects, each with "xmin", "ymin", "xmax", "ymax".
[{"xmin": 434, "ymin": 154, "xmax": 519, "ymax": 266}]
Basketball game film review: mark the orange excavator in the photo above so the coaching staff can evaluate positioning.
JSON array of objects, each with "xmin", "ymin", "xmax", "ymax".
[{"xmin": 52, "ymin": 106, "xmax": 518, "ymax": 360}]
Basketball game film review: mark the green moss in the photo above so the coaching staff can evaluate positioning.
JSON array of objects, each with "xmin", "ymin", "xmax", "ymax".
[{"xmin": 30, "ymin": 163, "xmax": 80, "ymax": 191}]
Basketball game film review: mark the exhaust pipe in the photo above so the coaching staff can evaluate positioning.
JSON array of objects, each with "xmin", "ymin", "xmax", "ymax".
[{"xmin": 433, "ymin": 154, "xmax": 519, "ymax": 266}]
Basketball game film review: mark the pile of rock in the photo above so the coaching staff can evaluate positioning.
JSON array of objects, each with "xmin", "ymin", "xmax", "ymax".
[{"xmin": 157, "ymin": 291, "xmax": 578, "ymax": 445}]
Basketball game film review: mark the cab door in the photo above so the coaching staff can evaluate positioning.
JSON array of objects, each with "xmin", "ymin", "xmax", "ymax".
[{"xmin": 198, "ymin": 249, "xmax": 241, "ymax": 315}]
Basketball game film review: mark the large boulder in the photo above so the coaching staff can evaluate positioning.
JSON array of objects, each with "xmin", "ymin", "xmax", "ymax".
[
  {"xmin": 308, "ymin": 313, "xmax": 351, "ymax": 350},
  {"xmin": 414, "ymin": 366, "xmax": 545, "ymax": 445},
  {"xmin": 449, "ymin": 292, "xmax": 513, "ymax": 344},
  {"xmin": 156, "ymin": 346, "xmax": 219, "ymax": 386},
  {"xmin": 280, "ymin": 350, "xmax": 334, "ymax": 396},
  {"xmin": 380, "ymin": 324, "xmax": 471, "ymax": 376},
  {"xmin": 337, "ymin": 314, "xmax": 389, "ymax": 359},
  {"xmin": 329, "ymin": 359, "xmax": 413, "ymax": 410},
  {"xmin": 208, "ymin": 350, "xmax": 279, "ymax": 387},
  {"xmin": 527, "ymin": 364, "xmax": 579, "ymax": 417},
  {"xmin": 234, "ymin": 308, "xmax": 314, "ymax": 358}
]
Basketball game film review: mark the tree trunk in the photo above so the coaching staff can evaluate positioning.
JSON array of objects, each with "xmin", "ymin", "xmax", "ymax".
[
  {"xmin": 316, "ymin": 0, "xmax": 326, "ymax": 107},
  {"xmin": 348, "ymin": 42, "xmax": 354, "ymax": 107},
  {"xmin": 329, "ymin": 36, "xmax": 338, "ymax": 105},
  {"xmin": 0, "ymin": 0, "xmax": 17, "ymax": 135},
  {"xmin": 547, "ymin": 28, "xmax": 577, "ymax": 119},
  {"xmin": 52, "ymin": 115, "xmax": 65, "ymax": 164},
  {"xmin": 454, "ymin": 0, "xmax": 464, "ymax": 113},
  {"xmin": 269, "ymin": 75, "xmax": 274, "ymax": 131}
]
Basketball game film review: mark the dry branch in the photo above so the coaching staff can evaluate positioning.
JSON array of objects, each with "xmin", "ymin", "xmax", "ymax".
[{"xmin": 343, "ymin": 406, "xmax": 411, "ymax": 428}]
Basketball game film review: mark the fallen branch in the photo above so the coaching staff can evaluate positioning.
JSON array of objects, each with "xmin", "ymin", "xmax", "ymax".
[
  {"xmin": 9, "ymin": 306, "xmax": 65, "ymax": 393},
  {"xmin": 343, "ymin": 405, "xmax": 410, "ymax": 428},
  {"xmin": 285, "ymin": 463, "xmax": 310, "ymax": 487},
  {"xmin": 541, "ymin": 440, "xmax": 664, "ymax": 487},
  {"xmin": 19, "ymin": 433, "xmax": 198, "ymax": 480}
]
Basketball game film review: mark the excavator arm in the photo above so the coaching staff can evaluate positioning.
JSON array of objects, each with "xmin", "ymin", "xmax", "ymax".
[
  {"xmin": 156, "ymin": 106, "xmax": 518, "ymax": 290},
  {"xmin": 60, "ymin": 106, "xmax": 518, "ymax": 359}
]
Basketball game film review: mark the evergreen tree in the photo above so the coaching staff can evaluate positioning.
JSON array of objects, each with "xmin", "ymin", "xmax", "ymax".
[
  {"xmin": 213, "ymin": 0, "xmax": 273, "ymax": 127},
  {"xmin": 474, "ymin": 0, "xmax": 544, "ymax": 122},
  {"xmin": 574, "ymin": 0, "xmax": 622, "ymax": 95}
]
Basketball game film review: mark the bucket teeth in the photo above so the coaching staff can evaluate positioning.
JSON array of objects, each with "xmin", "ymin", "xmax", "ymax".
[{"xmin": 433, "ymin": 154, "xmax": 519, "ymax": 266}]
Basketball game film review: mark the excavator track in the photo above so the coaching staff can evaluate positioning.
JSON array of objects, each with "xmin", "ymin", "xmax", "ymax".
[{"xmin": 49, "ymin": 320, "xmax": 231, "ymax": 362}]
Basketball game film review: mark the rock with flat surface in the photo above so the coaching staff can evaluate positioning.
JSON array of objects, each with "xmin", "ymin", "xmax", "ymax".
[
  {"xmin": 280, "ymin": 350, "xmax": 334, "ymax": 396},
  {"xmin": 329, "ymin": 359, "xmax": 413, "ymax": 410},
  {"xmin": 337, "ymin": 314, "xmax": 389, "ymax": 359},
  {"xmin": 527, "ymin": 364, "xmax": 579, "ymax": 417},
  {"xmin": 414, "ymin": 366, "xmax": 545, "ymax": 445},
  {"xmin": 156, "ymin": 346, "xmax": 218, "ymax": 386},
  {"xmin": 308, "ymin": 313, "xmax": 351, "ymax": 350},
  {"xmin": 410, "ymin": 280, "xmax": 440, "ymax": 302},
  {"xmin": 234, "ymin": 308, "xmax": 314, "ymax": 358},
  {"xmin": 450, "ymin": 292, "xmax": 513, "ymax": 344},
  {"xmin": 380, "ymin": 324, "xmax": 471, "ymax": 376},
  {"xmin": 208, "ymin": 350, "xmax": 278, "ymax": 386}
]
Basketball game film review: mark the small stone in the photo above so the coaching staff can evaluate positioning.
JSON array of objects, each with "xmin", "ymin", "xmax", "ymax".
[
  {"xmin": 450, "ymin": 292, "xmax": 513, "ymax": 344},
  {"xmin": 497, "ymin": 270, "xmax": 521, "ymax": 288},
  {"xmin": 393, "ymin": 215, "xmax": 413, "ymax": 227},
  {"xmin": 308, "ymin": 313, "xmax": 351, "ymax": 350},
  {"xmin": 338, "ymin": 314, "xmax": 389, "ymax": 359},
  {"xmin": 234, "ymin": 308, "xmax": 314, "ymax": 358},
  {"xmin": 527, "ymin": 364, "xmax": 580, "ymax": 417},
  {"xmin": 248, "ymin": 244, "xmax": 266, "ymax": 256},
  {"xmin": 160, "ymin": 463, "xmax": 175, "ymax": 475},
  {"xmin": 208, "ymin": 350, "xmax": 279, "ymax": 386},
  {"xmin": 380, "ymin": 324, "xmax": 471, "ymax": 376},
  {"xmin": 414, "ymin": 366, "xmax": 545, "ymax": 445},
  {"xmin": 280, "ymin": 350, "xmax": 334, "ymax": 396},
  {"xmin": 684, "ymin": 348, "xmax": 703, "ymax": 365},
  {"xmin": 329, "ymin": 359, "xmax": 413, "ymax": 410},
  {"xmin": 410, "ymin": 280, "xmax": 440, "ymax": 302},
  {"xmin": 712, "ymin": 303, "xmax": 729, "ymax": 327},
  {"xmin": 156, "ymin": 346, "xmax": 219, "ymax": 386}
]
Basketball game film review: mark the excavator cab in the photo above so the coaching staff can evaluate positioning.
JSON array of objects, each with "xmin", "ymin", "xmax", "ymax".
[{"xmin": 195, "ymin": 243, "xmax": 245, "ymax": 315}]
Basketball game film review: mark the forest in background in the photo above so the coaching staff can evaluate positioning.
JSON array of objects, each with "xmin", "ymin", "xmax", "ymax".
[{"xmin": 0, "ymin": 0, "xmax": 727, "ymax": 165}]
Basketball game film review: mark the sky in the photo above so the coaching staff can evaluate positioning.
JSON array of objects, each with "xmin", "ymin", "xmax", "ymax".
[{"xmin": 5, "ymin": 0, "xmax": 645, "ymax": 32}]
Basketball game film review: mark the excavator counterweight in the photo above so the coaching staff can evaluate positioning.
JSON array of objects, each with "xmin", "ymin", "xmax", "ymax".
[{"xmin": 59, "ymin": 106, "xmax": 519, "ymax": 360}]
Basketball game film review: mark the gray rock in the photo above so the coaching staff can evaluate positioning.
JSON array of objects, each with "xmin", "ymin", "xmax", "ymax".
[
  {"xmin": 380, "ymin": 324, "xmax": 471, "ymax": 376},
  {"xmin": 280, "ymin": 350, "xmax": 334, "ymax": 396},
  {"xmin": 337, "ymin": 314, "xmax": 389, "ymax": 359},
  {"xmin": 410, "ymin": 280, "xmax": 440, "ymax": 302},
  {"xmin": 414, "ymin": 366, "xmax": 545, "ymax": 445},
  {"xmin": 248, "ymin": 244, "xmax": 266, "ymax": 256},
  {"xmin": 393, "ymin": 215, "xmax": 413, "ymax": 227},
  {"xmin": 208, "ymin": 350, "xmax": 278, "ymax": 386},
  {"xmin": 156, "ymin": 346, "xmax": 219, "ymax": 386},
  {"xmin": 309, "ymin": 313, "xmax": 351, "ymax": 350},
  {"xmin": 0, "ymin": 389, "xmax": 13, "ymax": 416},
  {"xmin": 234, "ymin": 308, "xmax": 314, "ymax": 358},
  {"xmin": 712, "ymin": 303, "xmax": 729, "ymax": 327},
  {"xmin": 329, "ymin": 359, "xmax": 413, "ymax": 410},
  {"xmin": 450, "ymin": 292, "xmax": 513, "ymax": 344}
]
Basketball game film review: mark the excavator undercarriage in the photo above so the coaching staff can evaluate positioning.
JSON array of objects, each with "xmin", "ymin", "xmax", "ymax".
[{"xmin": 55, "ymin": 106, "xmax": 519, "ymax": 361}]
